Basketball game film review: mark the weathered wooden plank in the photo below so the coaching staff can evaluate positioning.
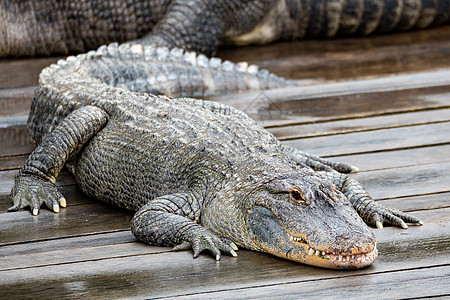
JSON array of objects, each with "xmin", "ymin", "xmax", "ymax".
[
  {"xmin": 0, "ymin": 155, "xmax": 28, "ymax": 172},
  {"xmin": 171, "ymin": 265, "xmax": 450, "ymax": 299},
  {"xmin": 351, "ymin": 162, "xmax": 450, "ymax": 200},
  {"xmin": 0, "ymin": 202, "xmax": 133, "ymax": 245},
  {"xmin": 218, "ymin": 25, "xmax": 450, "ymax": 80},
  {"xmin": 210, "ymin": 75, "xmax": 450, "ymax": 127},
  {"xmin": 0, "ymin": 57, "xmax": 60, "ymax": 89},
  {"xmin": 376, "ymin": 192, "xmax": 450, "ymax": 212},
  {"xmin": 284, "ymin": 122, "xmax": 450, "ymax": 157},
  {"xmin": 0, "ymin": 237, "xmax": 169, "ymax": 272},
  {"xmin": 0, "ymin": 230, "xmax": 134, "ymax": 257},
  {"xmin": 269, "ymin": 108, "xmax": 450, "ymax": 140},
  {"xmin": 0, "ymin": 124, "xmax": 34, "ymax": 157},
  {"xmin": 328, "ymin": 144, "xmax": 450, "ymax": 172},
  {"xmin": 0, "ymin": 87, "xmax": 35, "ymax": 117}
]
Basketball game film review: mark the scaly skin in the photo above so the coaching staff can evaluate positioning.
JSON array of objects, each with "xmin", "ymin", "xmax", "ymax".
[
  {"xmin": 9, "ymin": 44, "xmax": 422, "ymax": 269},
  {"xmin": 1, "ymin": 0, "xmax": 449, "ymax": 57}
]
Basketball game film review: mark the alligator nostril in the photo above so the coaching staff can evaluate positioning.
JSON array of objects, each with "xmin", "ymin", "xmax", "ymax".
[{"xmin": 339, "ymin": 231, "xmax": 351, "ymax": 240}]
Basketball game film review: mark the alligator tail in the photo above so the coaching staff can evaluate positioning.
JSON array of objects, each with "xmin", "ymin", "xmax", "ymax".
[
  {"xmin": 73, "ymin": 43, "xmax": 293, "ymax": 98},
  {"xmin": 289, "ymin": 0, "xmax": 450, "ymax": 38},
  {"xmin": 29, "ymin": 43, "xmax": 292, "ymax": 143},
  {"xmin": 0, "ymin": 0, "xmax": 169, "ymax": 57}
]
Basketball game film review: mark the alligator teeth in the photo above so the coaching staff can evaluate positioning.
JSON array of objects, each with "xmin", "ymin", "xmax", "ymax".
[
  {"xmin": 289, "ymin": 235, "xmax": 306, "ymax": 243},
  {"xmin": 289, "ymin": 234, "xmax": 373, "ymax": 264}
]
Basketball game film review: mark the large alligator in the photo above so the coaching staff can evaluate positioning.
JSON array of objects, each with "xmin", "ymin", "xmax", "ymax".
[
  {"xmin": 9, "ymin": 43, "xmax": 421, "ymax": 269},
  {"xmin": 6, "ymin": 0, "xmax": 442, "ymax": 269},
  {"xmin": 1, "ymin": 0, "xmax": 449, "ymax": 57}
]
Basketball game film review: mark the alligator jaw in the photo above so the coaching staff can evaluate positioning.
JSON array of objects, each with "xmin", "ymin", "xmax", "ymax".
[
  {"xmin": 245, "ymin": 205, "xmax": 377, "ymax": 269},
  {"xmin": 287, "ymin": 234, "xmax": 377, "ymax": 269}
]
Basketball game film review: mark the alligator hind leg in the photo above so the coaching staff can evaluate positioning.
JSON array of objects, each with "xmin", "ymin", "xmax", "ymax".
[
  {"xmin": 9, "ymin": 106, "xmax": 108, "ymax": 215},
  {"xmin": 281, "ymin": 144, "xmax": 358, "ymax": 173},
  {"xmin": 318, "ymin": 171, "xmax": 423, "ymax": 229}
]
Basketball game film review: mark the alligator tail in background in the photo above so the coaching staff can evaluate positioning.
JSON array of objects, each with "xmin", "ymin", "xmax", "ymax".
[
  {"xmin": 0, "ymin": 0, "xmax": 170, "ymax": 56},
  {"xmin": 26, "ymin": 43, "xmax": 290, "ymax": 145},
  {"xmin": 229, "ymin": 0, "xmax": 450, "ymax": 45},
  {"xmin": 1, "ymin": 0, "xmax": 449, "ymax": 57}
]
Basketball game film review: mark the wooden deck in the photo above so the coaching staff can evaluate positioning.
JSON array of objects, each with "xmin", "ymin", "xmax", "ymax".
[{"xmin": 1, "ymin": 26, "xmax": 450, "ymax": 299}]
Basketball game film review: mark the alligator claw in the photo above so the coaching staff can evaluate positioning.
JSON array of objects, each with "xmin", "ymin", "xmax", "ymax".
[
  {"xmin": 368, "ymin": 205, "xmax": 422, "ymax": 229},
  {"xmin": 8, "ymin": 173, "xmax": 65, "ymax": 215},
  {"xmin": 358, "ymin": 200, "xmax": 423, "ymax": 229},
  {"xmin": 173, "ymin": 231, "xmax": 237, "ymax": 260},
  {"xmin": 375, "ymin": 220, "xmax": 383, "ymax": 229},
  {"xmin": 230, "ymin": 242, "xmax": 239, "ymax": 251}
]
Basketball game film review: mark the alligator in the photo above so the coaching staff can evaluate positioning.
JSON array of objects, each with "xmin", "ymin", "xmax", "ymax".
[
  {"xmin": 6, "ymin": 0, "xmax": 439, "ymax": 268},
  {"xmin": 1, "ymin": 0, "xmax": 449, "ymax": 57},
  {"xmin": 9, "ymin": 42, "xmax": 422, "ymax": 269}
]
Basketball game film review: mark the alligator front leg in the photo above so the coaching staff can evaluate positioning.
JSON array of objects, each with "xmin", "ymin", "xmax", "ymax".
[
  {"xmin": 318, "ymin": 171, "xmax": 423, "ymax": 229},
  {"xmin": 131, "ymin": 193, "xmax": 237, "ymax": 260},
  {"xmin": 9, "ymin": 106, "xmax": 108, "ymax": 215}
]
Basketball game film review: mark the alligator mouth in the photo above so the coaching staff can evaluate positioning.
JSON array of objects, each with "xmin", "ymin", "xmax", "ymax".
[{"xmin": 288, "ymin": 234, "xmax": 377, "ymax": 269}]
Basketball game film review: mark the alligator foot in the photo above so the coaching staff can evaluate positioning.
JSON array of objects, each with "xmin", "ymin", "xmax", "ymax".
[
  {"xmin": 8, "ymin": 173, "xmax": 66, "ymax": 215},
  {"xmin": 319, "ymin": 171, "xmax": 423, "ymax": 229},
  {"xmin": 361, "ymin": 203, "xmax": 424, "ymax": 229},
  {"xmin": 172, "ymin": 230, "xmax": 238, "ymax": 260},
  {"xmin": 131, "ymin": 196, "xmax": 238, "ymax": 260}
]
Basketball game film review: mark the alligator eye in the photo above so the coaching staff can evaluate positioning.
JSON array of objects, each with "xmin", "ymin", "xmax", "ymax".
[{"xmin": 290, "ymin": 186, "xmax": 306, "ymax": 203}]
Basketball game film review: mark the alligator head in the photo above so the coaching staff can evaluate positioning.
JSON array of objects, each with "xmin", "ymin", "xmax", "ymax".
[{"xmin": 242, "ymin": 170, "xmax": 377, "ymax": 269}]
